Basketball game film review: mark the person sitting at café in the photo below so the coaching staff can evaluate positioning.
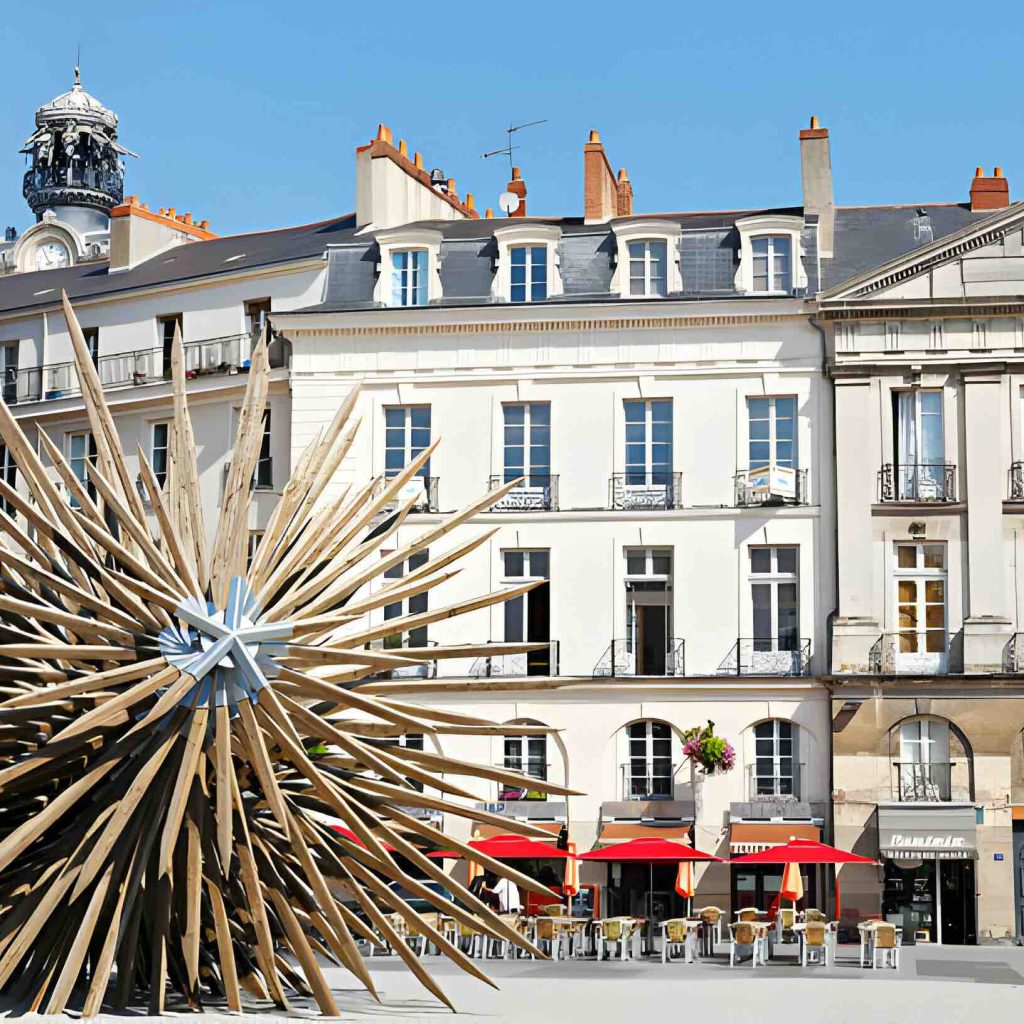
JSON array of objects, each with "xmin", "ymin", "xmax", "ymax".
[
  {"xmin": 493, "ymin": 875, "xmax": 522, "ymax": 914},
  {"xmin": 469, "ymin": 870, "xmax": 502, "ymax": 912}
]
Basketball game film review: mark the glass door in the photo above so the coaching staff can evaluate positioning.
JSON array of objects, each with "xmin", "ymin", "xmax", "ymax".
[
  {"xmin": 894, "ymin": 543, "xmax": 947, "ymax": 673},
  {"xmin": 896, "ymin": 390, "xmax": 944, "ymax": 499}
]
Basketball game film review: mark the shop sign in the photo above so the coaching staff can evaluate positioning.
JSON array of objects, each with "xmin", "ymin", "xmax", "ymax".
[{"xmin": 887, "ymin": 833, "xmax": 967, "ymax": 850}]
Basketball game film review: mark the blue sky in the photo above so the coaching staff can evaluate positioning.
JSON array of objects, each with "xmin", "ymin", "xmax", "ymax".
[{"xmin": 2, "ymin": 0, "xmax": 1021, "ymax": 236}]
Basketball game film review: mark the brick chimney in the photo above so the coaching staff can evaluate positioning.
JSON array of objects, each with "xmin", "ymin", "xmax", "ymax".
[
  {"xmin": 970, "ymin": 166, "xmax": 1010, "ymax": 211},
  {"xmin": 506, "ymin": 167, "xmax": 527, "ymax": 218},
  {"xmin": 800, "ymin": 116, "xmax": 835, "ymax": 258},
  {"xmin": 584, "ymin": 130, "xmax": 620, "ymax": 223},
  {"xmin": 616, "ymin": 168, "xmax": 633, "ymax": 217}
]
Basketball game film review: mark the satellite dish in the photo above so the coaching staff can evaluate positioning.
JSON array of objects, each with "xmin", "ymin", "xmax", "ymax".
[{"xmin": 498, "ymin": 191, "xmax": 520, "ymax": 215}]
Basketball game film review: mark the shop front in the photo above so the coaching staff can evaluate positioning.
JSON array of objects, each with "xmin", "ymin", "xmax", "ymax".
[
  {"xmin": 729, "ymin": 822, "xmax": 821, "ymax": 911},
  {"xmin": 877, "ymin": 804, "xmax": 978, "ymax": 945}
]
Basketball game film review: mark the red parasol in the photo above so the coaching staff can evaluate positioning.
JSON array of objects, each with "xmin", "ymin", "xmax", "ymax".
[
  {"xmin": 729, "ymin": 838, "xmax": 875, "ymax": 865},
  {"xmin": 329, "ymin": 824, "xmax": 397, "ymax": 853},
  {"xmin": 428, "ymin": 832, "xmax": 577, "ymax": 860},
  {"xmin": 579, "ymin": 837, "xmax": 721, "ymax": 862}
]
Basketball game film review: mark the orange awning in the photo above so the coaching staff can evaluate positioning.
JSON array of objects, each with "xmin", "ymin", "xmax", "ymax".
[
  {"xmin": 729, "ymin": 822, "xmax": 820, "ymax": 855},
  {"xmin": 598, "ymin": 823, "xmax": 691, "ymax": 845}
]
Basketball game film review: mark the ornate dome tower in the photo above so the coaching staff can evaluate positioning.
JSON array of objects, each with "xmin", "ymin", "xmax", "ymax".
[{"xmin": 20, "ymin": 67, "xmax": 136, "ymax": 234}]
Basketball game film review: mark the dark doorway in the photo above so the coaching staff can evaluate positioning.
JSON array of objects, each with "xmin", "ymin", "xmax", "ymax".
[
  {"xmin": 1015, "ymin": 823, "xmax": 1024, "ymax": 944},
  {"xmin": 606, "ymin": 862, "xmax": 688, "ymax": 923},
  {"xmin": 939, "ymin": 860, "xmax": 976, "ymax": 945},
  {"xmin": 732, "ymin": 864, "xmax": 818, "ymax": 916},
  {"xmin": 637, "ymin": 605, "xmax": 667, "ymax": 675},
  {"xmin": 158, "ymin": 314, "xmax": 182, "ymax": 377}
]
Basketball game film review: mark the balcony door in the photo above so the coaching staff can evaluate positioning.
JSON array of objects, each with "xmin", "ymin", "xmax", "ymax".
[
  {"xmin": 749, "ymin": 546, "xmax": 801, "ymax": 673},
  {"xmin": 626, "ymin": 721, "xmax": 672, "ymax": 799},
  {"xmin": 625, "ymin": 548, "xmax": 673, "ymax": 676},
  {"xmin": 898, "ymin": 718, "xmax": 951, "ymax": 801},
  {"xmin": 893, "ymin": 542, "xmax": 947, "ymax": 674},
  {"xmin": 895, "ymin": 390, "xmax": 944, "ymax": 500},
  {"xmin": 502, "ymin": 550, "xmax": 551, "ymax": 675},
  {"xmin": 502, "ymin": 403, "xmax": 551, "ymax": 508},
  {"xmin": 747, "ymin": 396, "xmax": 797, "ymax": 500},
  {"xmin": 622, "ymin": 399, "xmax": 673, "ymax": 507},
  {"xmin": 384, "ymin": 405, "xmax": 431, "ymax": 505}
]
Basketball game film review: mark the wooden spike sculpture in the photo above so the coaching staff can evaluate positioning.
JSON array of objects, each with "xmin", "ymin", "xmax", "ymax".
[{"xmin": 0, "ymin": 292, "xmax": 574, "ymax": 1017}]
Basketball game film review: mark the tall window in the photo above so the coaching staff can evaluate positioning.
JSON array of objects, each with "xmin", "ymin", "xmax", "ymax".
[
  {"xmin": 624, "ymin": 400, "xmax": 672, "ymax": 485},
  {"xmin": 628, "ymin": 240, "xmax": 668, "ymax": 297},
  {"xmin": 244, "ymin": 298, "xmax": 271, "ymax": 335},
  {"xmin": 246, "ymin": 531, "xmax": 263, "ymax": 571},
  {"xmin": 503, "ymin": 403, "xmax": 550, "ymax": 487},
  {"xmin": 509, "ymin": 245, "xmax": 547, "ymax": 302},
  {"xmin": 748, "ymin": 397, "xmax": 796, "ymax": 471},
  {"xmin": 752, "ymin": 236, "xmax": 792, "ymax": 292},
  {"xmin": 502, "ymin": 550, "xmax": 551, "ymax": 675},
  {"xmin": 0, "ymin": 443, "xmax": 16, "ymax": 514},
  {"xmin": 753, "ymin": 720, "xmax": 799, "ymax": 797},
  {"xmin": 151, "ymin": 422, "xmax": 169, "ymax": 488},
  {"xmin": 0, "ymin": 344, "xmax": 16, "ymax": 404},
  {"xmin": 82, "ymin": 327, "xmax": 99, "ymax": 368},
  {"xmin": 391, "ymin": 250, "xmax": 428, "ymax": 307},
  {"xmin": 384, "ymin": 406, "xmax": 431, "ymax": 479},
  {"xmin": 626, "ymin": 720, "xmax": 672, "ymax": 799},
  {"xmin": 898, "ymin": 718, "xmax": 951, "ymax": 801},
  {"xmin": 255, "ymin": 410, "xmax": 273, "ymax": 489},
  {"xmin": 624, "ymin": 548, "xmax": 674, "ymax": 676},
  {"xmin": 157, "ymin": 314, "xmax": 182, "ymax": 377},
  {"xmin": 750, "ymin": 546, "xmax": 799, "ymax": 652},
  {"xmin": 383, "ymin": 549, "xmax": 429, "ymax": 649},
  {"xmin": 895, "ymin": 390, "xmax": 945, "ymax": 499},
  {"xmin": 68, "ymin": 431, "xmax": 97, "ymax": 507},
  {"xmin": 894, "ymin": 542, "xmax": 946, "ymax": 668}
]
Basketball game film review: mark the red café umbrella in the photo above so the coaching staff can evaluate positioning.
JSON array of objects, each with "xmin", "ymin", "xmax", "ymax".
[
  {"xmin": 428, "ymin": 833, "xmax": 577, "ymax": 860},
  {"xmin": 730, "ymin": 837, "xmax": 876, "ymax": 920}
]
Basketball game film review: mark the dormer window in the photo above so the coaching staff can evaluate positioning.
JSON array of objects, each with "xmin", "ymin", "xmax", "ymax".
[
  {"xmin": 391, "ymin": 250, "xmax": 428, "ymax": 306},
  {"xmin": 509, "ymin": 245, "xmax": 547, "ymax": 302},
  {"xmin": 752, "ymin": 236, "xmax": 792, "ymax": 293},
  {"xmin": 610, "ymin": 218, "xmax": 682, "ymax": 298},
  {"xmin": 373, "ymin": 228, "xmax": 443, "ymax": 307},
  {"xmin": 628, "ymin": 240, "xmax": 667, "ymax": 297},
  {"xmin": 492, "ymin": 223, "xmax": 562, "ymax": 304}
]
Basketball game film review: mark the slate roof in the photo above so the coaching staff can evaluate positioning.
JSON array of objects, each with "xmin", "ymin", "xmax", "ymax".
[{"xmin": 0, "ymin": 214, "xmax": 357, "ymax": 316}]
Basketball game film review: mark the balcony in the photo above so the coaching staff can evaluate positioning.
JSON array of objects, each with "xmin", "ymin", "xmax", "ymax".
[
  {"xmin": 1010, "ymin": 463, "xmax": 1024, "ymax": 501},
  {"xmin": 593, "ymin": 638, "xmax": 685, "ymax": 677},
  {"xmin": 469, "ymin": 640, "xmax": 559, "ymax": 678},
  {"xmin": 892, "ymin": 761, "xmax": 957, "ymax": 802},
  {"xmin": 0, "ymin": 333, "xmax": 279, "ymax": 405},
  {"xmin": 717, "ymin": 638, "xmax": 811, "ymax": 676},
  {"xmin": 735, "ymin": 467, "xmax": 808, "ymax": 507},
  {"xmin": 609, "ymin": 472, "xmax": 682, "ymax": 511},
  {"xmin": 869, "ymin": 631, "xmax": 961, "ymax": 675},
  {"xmin": 878, "ymin": 463, "xmax": 957, "ymax": 503},
  {"xmin": 1004, "ymin": 633, "xmax": 1024, "ymax": 672},
  {"xmin": 372, "ymin": 475, "xmax": 440, "ymax": 514},
  {"xmin": 619, "ymin": 762, "xmax": 680, "ymax": 801},
  {"xmin": 368, "ymin": 638, "xmax": 438, "ymax": 680},
  {"xmin": 487, "ymin": 474, "xmax": 558, "ymax": 512},
  {"xmin": 495, "ymin": 762, "xmax": 549, "ymax": 802}
]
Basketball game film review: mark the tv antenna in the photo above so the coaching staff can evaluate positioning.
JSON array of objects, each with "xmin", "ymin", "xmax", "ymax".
[{"xmin": 482, "ymin": 119, "xmax": 548, "ymax": 175}]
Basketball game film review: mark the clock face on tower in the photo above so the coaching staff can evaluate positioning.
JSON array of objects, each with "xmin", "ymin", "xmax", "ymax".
[{"xmin": 34, "ymin": 241, "xmax": 70, "ymax": 270}]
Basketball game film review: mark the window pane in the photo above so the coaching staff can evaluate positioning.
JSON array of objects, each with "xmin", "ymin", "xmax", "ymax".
[
  {"xmin": 923, "ymin": 545, "xmax": 945, "ymax": 569},
  {"xmin": 750, "ymin": 548, "xmax": 771, "ymax": 574},
  {"xmin": 626, "ymin": 552, "xmax": 645, "ymax": 575},
  {"xmin": 504, "ymin": 550, "xmax": 524, "ymax": 577},
  {"xmin": 776, "ymin": 547, "xmax": 798, "ymax": 574},
  {"xmin": 651, "ymin": 553, "xmax": 671, "ymax": 576},
  {"xmin": 510, "ymin": 247, "xmax": 526, "ymax": 266},
  {"xmin": 752, "ymin": 584, "xmax": 772, "ymax": 639},
  {"xmin": 897, "ymin": 545, "xmax": 917, "ymax": 569}
]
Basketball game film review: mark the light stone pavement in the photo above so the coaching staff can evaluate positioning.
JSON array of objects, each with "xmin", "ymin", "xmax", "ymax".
[{"xmin": 11, "ymin": 945, "xmax": 1024, "ymax": 1024}]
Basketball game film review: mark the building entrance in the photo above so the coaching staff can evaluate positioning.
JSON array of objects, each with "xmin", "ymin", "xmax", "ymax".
[{"xmin": 882, "ymin": 858, "xmax": 975, "ymax": 944}]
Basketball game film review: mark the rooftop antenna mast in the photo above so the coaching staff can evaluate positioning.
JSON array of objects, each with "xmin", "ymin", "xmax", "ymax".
[{"xmin": 482, "ymin": 118, "xmax": 548, "ymax": 176}]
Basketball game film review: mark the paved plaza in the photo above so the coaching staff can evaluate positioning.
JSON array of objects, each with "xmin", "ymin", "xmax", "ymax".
[{"xmin": 13, "ymin": 944, "xmax": 1024, "ymax": 1024}]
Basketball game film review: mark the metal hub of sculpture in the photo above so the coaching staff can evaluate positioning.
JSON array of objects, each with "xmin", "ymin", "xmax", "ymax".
[{"xmin": 0, "ymin": 294, "xmax": 568, "ymax": 1017}]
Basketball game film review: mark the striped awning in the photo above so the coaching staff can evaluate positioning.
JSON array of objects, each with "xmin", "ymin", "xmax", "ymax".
[
  {"xmin": 597, "ymin": 823, "xmax": 691, "ymax": 845},
  {"xmin": 729, "ymin": 822, "xmax": 820, "ymax": 855}
]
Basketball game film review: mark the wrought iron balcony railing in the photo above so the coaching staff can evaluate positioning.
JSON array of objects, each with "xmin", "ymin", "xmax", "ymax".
[
  {"xmin": 495, "ymin": 761, "xmax": 549, "ymax": 801},
  {"xmin": 373, "ymin": 474, "xmax": 439, "ymax": 514},
  {"xmin": 1004, "ymin": 633, "xmax": 1024, "ymax": 672},
  {"xmin": 717, "ymin": 638, "xmax": 811, "ymax": 676},
  {"xmin": 745, "ymin": 762, "xmax": 803, "ymax": 802},
  {"xmin": 735, "ymin": 467, "xmax": 808, "ymax": 507},
  {"xmin": 868, "ymin": 631, "xmax": 960, "ymax": 674},
  {"xmin": 469, "ymin": 640, "xmax": 559, "ymax": 678},
  {"xmin": 1010, "ymin": 462, "xmax": 1024, "ymax": 501},
  {"xmin": 892, "ymin": 761, "xmax": 953, "ymax": 802},
  {"xmin": 487, "ymin": 474, "xmax": 558, "ymax": 511},
  {"xmin": 593, "ymin": 638, "xmax": 685, "ymax": 677},
  {"xmin": 609, "ymin": 472, "xmax": 682, "ymax": 511},
  {"xmin": 619, "ymin": 762, "xmax": 678, "ymax": 801},
  {"xmin": 878, "ymin": 463, "xmax": 957, "ymax": 503},
  {"xmin": 368, "ymin": 638, "xmax": 438, "ymax": 679}
]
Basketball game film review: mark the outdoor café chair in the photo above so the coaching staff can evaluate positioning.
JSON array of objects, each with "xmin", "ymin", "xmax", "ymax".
[
  {"xmin": 595, "ymin": 917, "xmax": 633, "ymax": 961},
  {"xmin": 660, "ymin": 918, "xmax": 696, "ymax": 964},
  {"xmin": 798, "ymin": 921, "xmax": 831, "ymax": 967},
  {"xmin": 870, "ymin": 922, "xmax": 900, "ymax": 969},
  {"xmin": 535, "ymin": 916, "xmax": 569, "ymax": 961},
  {"xmin": 803, "ymin": 908, "xmax": 828, "ymax": 923},
  {"xmin": 456, "ymin": 920, "xmax": 489, "ymax": 959},
  {"xmin": 736, "ymin": 906, "xmax": 762, "ymax": 922},
  {"xmin": 405, "ymin": 912, "xmax": 440, "ymax": 956},
  {"xmin": 697, "ymin": 906, "xmax": 725, "ymax": 948},
  {"xmin": 728, "ymin": 921, "xmax": 767, "ymax": 967},
  {"xmin": 775, "ymin": 907, "xmax": 796, "ymax": 944}
]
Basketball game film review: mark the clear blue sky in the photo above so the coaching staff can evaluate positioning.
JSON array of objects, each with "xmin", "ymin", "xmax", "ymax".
[{"xmin": 2, "ymin": 0, "xmax": 1021, "ymax": 237}]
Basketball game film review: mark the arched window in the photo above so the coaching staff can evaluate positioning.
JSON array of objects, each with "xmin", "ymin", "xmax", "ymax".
[
  {"xmin": 624, "ymin": 720, "xmax": 673, "ymax": 800},
  {"xmin": 500, "ymin": 724, "xmax": 547, "ymax": 801},
  {"xmin": 752, "ymin": 720, "xmax": 800, "ymax": 798},
  {"xmin": 895, "ymin": 717, "xmax": 950, "ymax": 801}
]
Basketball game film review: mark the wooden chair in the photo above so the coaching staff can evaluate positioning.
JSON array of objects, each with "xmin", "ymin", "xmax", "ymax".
[
  {"xmin": 595, "ymin": 918, "xmax": 632, "ymax": 961},
  {"xmin": 661, "ymin": 918, "xmax": 695, "ymax": 964},
  {"xmin": 729, "ymin": 921, "xmax": 767, "ymax": 967},
  {"xmin": 871, "ymin": 922, "xmax": 900, "ymax": 969},
  {"xmin": 696, "ymin": 906, "xmax": 724, "ymax": 946},
  {"xmin": 535, "ymin": 916, "xmax": 568, "ymax": 961},
  {"xmin": 456, "ymin": 920, "xmax": 486, "ymax": 959},
  {"xmin": 800, "ymin": 922, "xmax": 830, "ymax": 967},
  {"xmin": 406, "ymin": 912, "xmax": 440, "ymax": 956}
]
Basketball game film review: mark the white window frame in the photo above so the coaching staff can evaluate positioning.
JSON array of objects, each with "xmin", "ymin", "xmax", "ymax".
[
  {"xmin": 896, "ymin": 717, "xmax": 951, "ymax": 801},
  {"xmin": 389, "ymin": 249, "xmax": 428, "ymax": 307},
  {"xmin": 150, "ymin": 420, "xmax": 170, "ymax": 488},
  {"xmin": 492, "ymin": 223, "xmax": 562, "ymax": 302},
  {"xmin": 610, "ymin": 218, "xmax": 682, "ymax": 297},
  {"xmin": 624, "ymin": 720, "xmax": 674, "ymax": 800},
  {"xmin": 734, "ymin": 214, "xmax": 806, "ymax": 294},
  {"xmin": 502, "ymin": 733, "xmax": 548, "ymax": 782},
  {"xmin": 67, "ymin": 430, "xmax": 96, "ymax": 508},
  {"xmin": 892, "ymin": 541, "xmax": 948, "ymax": 673},
  {"xmin": 501, "ymin": 402, "xmax": 551, "ymax": 486},
  {"xmin": 748, "ymin": 546, "xmax": 801, "ymax": 662},
  {"xmin": 752, "ymin": 719, "xmax": 800, "ymax": 798},
  {"xmin": 373, "ymin": 227, "xmax": 443, "ymax": 306},
  {"xmin": 747, "ymin": 395, "xmax": 798, "ymax": 471},
  {"xmin": 500, "ymin": 549, "xmax": 551, "ymax": 676}
]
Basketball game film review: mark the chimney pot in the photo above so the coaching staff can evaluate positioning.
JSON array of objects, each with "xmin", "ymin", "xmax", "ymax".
[
  {"xmin": 975, "ymin": 166, "xmax": 984, "ymax": 178},
  {"xmin": 970, "ymin": 166, "xmax": 1011, "ymax": 210},
  {"xmin": 447, "ymin": 178, "xmax": 457, "ymax": 197},
  {"xmin": 376, "ymin": 123, "xmax": 393, "ymax": 145},
  {"xmin": 414, "ymin": 151, "xmax": 423, "ymax": 169},
  {"xmin": 511, "ymin": 166, "xmax": 522, "ymax": 181},
  {"xmin": 485, "ymin": 207, "xmax": 494, "ymax": 219},
  {"xmin": 995, "ymin": 166, "xmax": 1004, "ymax": 177},
  {"xmin": 167, "ymin": 207, "xmax": 176, "ymax": 218},
  {"xmin": 617, "ymin": 168, "xmax": 629, "ymax": 182},
  {"xmin": 398, "ymin": 139, "xmax": 408, "ymax": 157},
  {"xmin": 506, "ymin": 169, "xmax": 527, "ymax": 217},
  {"xmin": 589, "ymin": 129, "xmax": 601, "ymax": 144},
  {"xmin": 465, "ymin": 192, "xmax": 475, "ymax": 211},
  {"xmin": 810, "ymin": 115, "xmax": 819, "ymax": 129},
  {"xmin": 139, "ymin": 203, "xmax": 148, "ymax": 212},
  {"xmin": 184, "ymin": 213, "xmax": 193, "ymax": 225}
]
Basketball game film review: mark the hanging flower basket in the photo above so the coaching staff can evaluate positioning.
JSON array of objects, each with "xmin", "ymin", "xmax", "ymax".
[{"xmin": 682, "ymin": 721, "xmax": 736, "ymax": 776}]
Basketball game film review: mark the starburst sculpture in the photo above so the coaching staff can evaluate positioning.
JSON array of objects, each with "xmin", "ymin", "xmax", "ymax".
[{"xmin": 0, "ymin": 294, "xmax": 573, "ymax": 1017}]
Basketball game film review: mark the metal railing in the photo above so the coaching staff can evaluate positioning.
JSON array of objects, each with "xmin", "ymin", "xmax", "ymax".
[
  {"xmin": 373, "ymin": 475, "xmax": 440, "ymax": 513},
  {"xmin": 892, "ymin": 761, "xmax": 953, "ymax": 802},
  {"xmin": 717, "ymin": 638, "xmax": 811, "ymax": 676},
  {"xmin": 469, "ymin": 640, "xmax": 559, "ymax": 678},
  {"xmin": 746, "ymin": 763, "xmax": 802, "ymax": 802},
  {"xmin": 368, "ymin": 638, "xmax": 438, "ymax": 679},
  {"xmin": 2, "ymin": 334, "xmax": 260, "ymax": 405},
  {"xmin": 495, "ymin": 761, "xmax": 549, "ymax": 801},
  {"xmin": 221, "ymin": 457, "xmax": 274, "ymax": 495},
  {"xmin": 609, "ymin": 472, "xmax": 682, "ymax": 511},
  {"xmin": 1004, "ymin": 633, "xmax": 1024, "ymax": 673},
  {"xmin": 487, "ymin": 474, "xmax": 558, "ymax": 511},
  {"xmin": 734, "ymin": 467, "xmax": 808, "ymax": 506},
  {"xmin": 868, "ymin": 632, "xmax": 959, "ymax": 674},
  {"xmin": 878, "ymin": 463, "xmax": 957, "ymax": 502},
  {"xmin": 619, "ymin": 762, "xmax": 678, "ymax": 801},
  {"xmin": 1010, "ymin": 463, "xmax": 1024, "ymax": 501},
  {"xmin": 593, "ymin": 638, "xmax": 685, "ymax": 677}
]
